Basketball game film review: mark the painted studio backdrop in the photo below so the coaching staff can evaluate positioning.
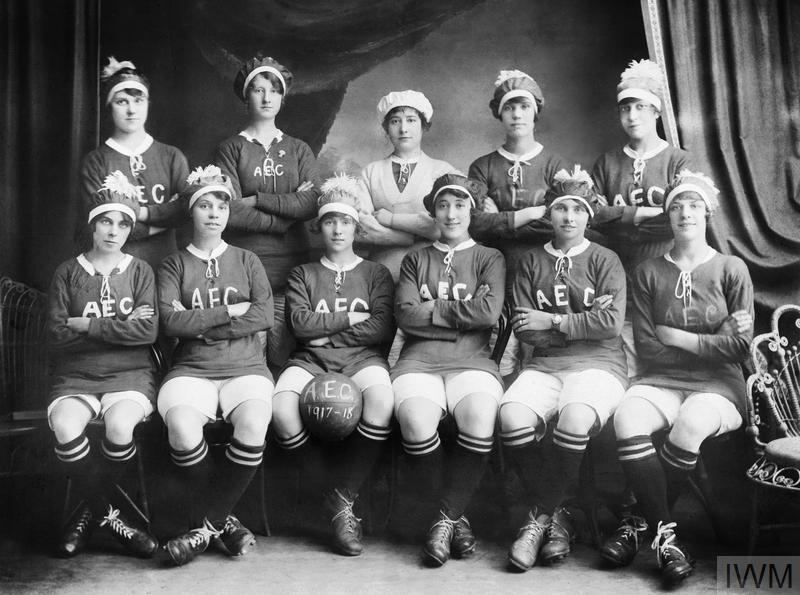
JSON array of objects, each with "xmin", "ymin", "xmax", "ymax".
[{"xmin": 2, "ymin": 0, "xmax": 800, "ymax": 312}]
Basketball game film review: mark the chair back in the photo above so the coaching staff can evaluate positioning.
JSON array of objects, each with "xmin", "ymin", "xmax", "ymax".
[
  {"xmin": 0, "ymin": 277, "xmax": 49, "ymax": 417},
  {"xmin": 746, "ymin": 304, "xmax": 800, "ymax": 453},
  {"xmin": 491, "ymin": 301, "xmax": 513, "ymax": 364}
]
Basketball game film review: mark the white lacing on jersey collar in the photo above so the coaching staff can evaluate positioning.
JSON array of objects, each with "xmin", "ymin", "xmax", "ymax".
[
  {"xmin": 187, "ymin": 241, "xmax": 229, "ymax": 278},
  {"xmin": 239, "ymin": 129, "xmax": 284, "ymax": 147},
  {"xmin": 663, "ymin": 247, "xmax": 717, "ymax": 309},
  {"xmin": 544, "ymin": 239, "xmax": 590, "ymax": 281},
  {"xmin": 76, "ymin": 253, "xmax": 133, "ymax": 276},
  {"xmin": 321, "ymin": 256, "xmax": 363, "ymax": 293},
  {"xmin": 433, "ymin": 239, "xmax": 475, "ymax": 277},
  {"xmin": 623, "ymin": 140, "xmax": 669, "ymax": 186},
  {"xmin": 497, "ymin": 144, "xmax": 544, "ymax": 188},
  {"xmin": 105, "ymin": 134, "xmax": 154, "ymax": 157}
]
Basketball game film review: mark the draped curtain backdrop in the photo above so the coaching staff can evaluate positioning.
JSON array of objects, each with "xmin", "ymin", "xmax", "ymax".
[
  {"xmin": 650, "ymin": 0, "xmax": 800, "ymax": 313},
  {"xmin": 1, "ymin": 0, "xmax": 99, "ymax": 291}
]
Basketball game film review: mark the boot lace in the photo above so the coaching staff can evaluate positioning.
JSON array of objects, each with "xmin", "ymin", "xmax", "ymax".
[
  {"xmin": 650, "ymin": 521, "xmax": 684, "ymax": 566},
  {"xmin": 331, "ymin": 492, "xmax": 361, "ymax": 534},
  {"xmin": 518, "ymin": 514, "xmax": 547, "ymax": 544},
  {"xmin": 617, "ymin": 515, "xmax": 648, "ymax": 548},
  {"xmin": 429, "ymin": 514, "xmax": 455, "ymax": 546},
  {"xmin": 100, "ymin": 505, "xmax": 132, "ymax": 539},
  {"xmin": 191, "ymin": 523, "xmax": 221, "ymax": 549}
]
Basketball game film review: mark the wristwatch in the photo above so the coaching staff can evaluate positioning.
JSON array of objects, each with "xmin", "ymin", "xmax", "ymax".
[{"xmin": 551, "ymin": 313, "xmax": 563, "ymax": 330}]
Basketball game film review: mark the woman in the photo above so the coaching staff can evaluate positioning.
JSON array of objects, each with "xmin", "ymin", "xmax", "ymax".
[
  {"xmin": 80, "ymin": 57, "xmax": 190, "ymax": 271},
  {"xmin": 157, "ymin": 166, "xmax": 274, "ymax": 567},
  {"xmin": 48, "ymin": 171, "xmax": 158, "ymax": 558},
  {"xmin": 215, "ymin": 55, "xmax": 320, "ymax": 369},
  {"xmin": 358, "ymin": 90, "xmax": 454, "ymax": 282},
  {"xmin": 498, "ymin": 167, "xmax": 627, "ymax": 570},
  {"xmin": 611, "ymin": 171, "xmax": 753, "ymax": 586},
  {"xmin": 392, "ymin": 173, "xmax": 505, "ymax": 567},
  {"xmin": 272, "ymin": 174, "xmax": 395, "ymax": 556}
]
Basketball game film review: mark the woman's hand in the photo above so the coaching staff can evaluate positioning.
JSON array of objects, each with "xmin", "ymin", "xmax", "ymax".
[
  {"xmin": 308, "ymin": 336, "xmax": 332, "ymax": 347},
  {"xmin": 171, "ymin": 300, "xmax": 186, "ymax": 312},
  {"xmin": 512, "ymin": 307, "xmax": 554, "ymax": 332},
  {"xmin": 474, "ymin": 284, "xmax": 491, "ymax": 299},
  {"xmin": 129, "ymin": 305, "xmax": 155, "ymax": 320},
  {"xmin": 482, "ymin": 197, "xmax": 499, "ymax": 213},
  {"xmin": 241, "ymin": 195, "xmax": 257, "ymax": 208},
  {"xmin": 348, "ymin": 311, "xmax": 371, "ymax": 326},
  {"xmin": 716, "ymin": 310, "xmax": 752, "ymax": 335},
  {"xmin": 66, "ymin": 317, "xmax": 90, "ymax": 333},
  {"xmin": 590, "ymin": 294, "xmax": 614, "ymax": 311},
  {"xmin": 227, "ymin": 302, "xmax": 251, "ymax": 317},
  {"xmin": 297, "ymin": 181, "xmax": 314, "ymax": 192},
  {"xmin": 375, "ymin": 208, "xmax": 393, "ymax": 227},
  {"xmin": 521, "ymin": 205, "xmax": 547, "ymax": 221}
]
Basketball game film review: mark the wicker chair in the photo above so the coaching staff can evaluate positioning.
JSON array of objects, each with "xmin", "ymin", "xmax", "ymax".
[{"xmin": 744, "ymin": 304, "xmax": 800, "ymax": 553}]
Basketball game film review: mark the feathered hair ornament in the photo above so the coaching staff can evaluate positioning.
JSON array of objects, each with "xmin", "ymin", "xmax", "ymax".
[
  {"xmin": 87, "ymin": 170, "xmax": 141, "ymax": 224},
  {"xmin": 182, "ymin": 165, "xmax": 234, "ymax": 209},
  {"xmin": 547, "ymin": 165, "xmax": 599, "ymax": 218},
  {"xmin": 663, "ymin": 169, "xmax": 720, "ymax": 213},
  {"xmin": 101, "ymin": 56, "xmax": 137, "ymax": 81},
  {"xmin": 317, "ymin": 173, "xmax": 362, "ymax": 222},
  {"xmin": 490, "ymin": 69, "xmax": 544, "ymax": 119},
  {"xmin": 617, "ymin": 59, "xmax": 664, "ymax": 110}
]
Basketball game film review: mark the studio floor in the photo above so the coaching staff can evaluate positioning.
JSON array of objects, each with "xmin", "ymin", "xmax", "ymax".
[{"xmin": 0, "ymin": 532, "xmax": 723, "ymax": 594}]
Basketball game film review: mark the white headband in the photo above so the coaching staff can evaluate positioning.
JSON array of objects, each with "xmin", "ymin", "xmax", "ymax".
[
  {"xmin": 189, "ymin": 184, "xmax": 233, "ymax": 209},
  {"xmin": 318, "ymin": 202, "xmax": 360, "ymax": 222},
  {"xmin": 433, "ymin": 185, "xmax": 475, "ymax": 208},
  {"xmin": 88, "ymin": 203, "xmax": 137, "ymax": 224},
  {"xmin": 498, "ymin": 89, "xmax": 537, "ymax": 115},
  {"xmin": 549, "ymin": 195, "xmax": 595, "ymax": 218},
  {"xmin": 663, "ymin": 183, "xmax": 712, "ymax": 212},
  {"xmin": 242, "ymin": 66, "xmax": 286, "ymax": 98},
  {"xmin": 106, "ymin": 81, "xmax": 149, "ymax": 105},
  {"xmin": 617, "ymin": 88, "xmax": 662, "ymax": 112}
]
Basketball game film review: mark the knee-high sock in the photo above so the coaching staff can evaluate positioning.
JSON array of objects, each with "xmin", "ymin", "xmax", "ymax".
[
  {"xmin": 205, "ymin": 438, "xmax": 266, "ymax": 525},
  {"xmin": 529, "ymin": 429, "xmax": 589, "ymax": 514},
  {"xmin": 56, "ymin": 434, "xmax": 103, "ymax": 514},
  {"xmin": 500, "ymin": 426, "xmax": 541, "ymax": 499},
  {"xmin": 275, "ymin": 428, "xmax": 329, "ymax": 497},
  {"xmin": 170, "ymin": 439, "xmax": 213, "ymax": 527},
  {"xmin": 617, "ymin": 435, "xmax": 670, "ymax": 529},
  {"xmin": 660, "ymin": 440, "xmax": 698, "ymax": 508},
  {"xmin": 402, "ymin": 433, "xmax": 444, "ymax": 502},
  {"xmin": 440, "ymin": 432, "xmax": 493, "ymax": 519},
  {"xmin": 332, "ymin": 421, "xmax": 392, "ymax": 498}
]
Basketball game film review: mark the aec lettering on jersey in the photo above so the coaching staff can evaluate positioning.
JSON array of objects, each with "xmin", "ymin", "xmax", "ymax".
[
  {"xmin": 535, "ymin": 285, "xmax": 596, "ymax": 309},
  {"xmin": 612, "ymin": 186, "xmax": 665, "ymax": 207},
  {"xmin": 82, "ymin": 297, "xmax": 134, "ymax": 318},
  {"xmin": 253, "ymin": 156, "xmax": 284, "ymax": 179},
  {"xmin": 190, "ymin": 286, "xmax": 240, "ymax": 309},
  {"xmin": 314, "ymin": 297, "xmax": 369, "ymax": 313},
  {"xmin": 419, "ymin": 281, "xmax": 473, "ymax": 301},
  {"xmin": 664, "ymin": 304, "xmax": 723, "ymax": 329},
  {"xmin": 134, "ymin": 183, "xmax": 166, "ymax": 204}
]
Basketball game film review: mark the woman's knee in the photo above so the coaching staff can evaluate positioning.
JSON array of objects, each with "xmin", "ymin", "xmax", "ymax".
[
  {"xmin": 557, "ymin": 403, "xmax": 598, "ymax": 436},
  {"xmin": 362, "ymin": 385, "xmax": 394, "ymax": 427},
  {"xmin": 396, "ymin": 397, "xmax": 441, "ymax": 442},
  {"xmin": 453, "ymin": 393, "xmax": 498, "ymax": 437},
  {"xmin": 271, "ymin": 391, "xmax": 302, "ymax": 439},
  {"xmin": 230, "ymin": 399, "xmax": 270, "ymax": 444},
  {"xmin": 669, "ymin": 401, "xmax": 721, "ymax": 451},
  {"xmin": 613, "ymin": 397, "xmax": 665, "ymax": 439},
  {"xmin": 164, "ymin": 406, "xmax": 207, "ymax": 450},
  {"xmin": 49, "ymin": 400, "xmax": 92, "ymax": 444},
  {"xmin": 103, "ymin": 401, "xmax": 144, "ymax": 445},
  {"xmin": 499, "ymin": 402, "xmax": 540, "ymax": 433}
]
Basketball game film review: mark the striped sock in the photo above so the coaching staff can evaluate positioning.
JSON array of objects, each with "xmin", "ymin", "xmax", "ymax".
[
  {"xmin": 55, "ymin": 434, "xmax": 90, "ymax": 463},
  {"xmin": 356, "ymin": 420, "xmax": 392, "ymax": 442},
  {"xmin": 402, "ymin": 433, "xmax": 441, "ymax": 457},
  {"xmin": 500, "ymin": 426, "xmax": 538, "ymax": 449},
  {"xmin": 170, "ymin": 440, "xmax": 209, "ymax": 468},
  {"xmin": 336, "ymin": 422, "xmax": 392, "ymax": 495},
  {"xmin": 441, "ymin": 435, "xmax": 493, "ymax": 518},
  {"xmin": 275, "ymin": 428, "xmax": 310, "ymax": 450},
  {"xmin": 101, "ymin": 438, "xmax": 136, "ymax": 463},
  {"xmin": 617, "ymin": 435, "xmax": 670, "ymax": 528},
  {"xmin": 530, "ymin": 429, "xmax": 590, "ymax": 512},
  {"xmin": 660, "ymin": 440, "xmax": 698, "ymax": 506},
  {"xmin": 207, "ymin": 439, "xmax": 265, "ymax": 522}
]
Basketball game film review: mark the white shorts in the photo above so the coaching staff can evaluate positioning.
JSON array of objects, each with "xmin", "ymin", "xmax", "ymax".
[
  {"xmin": 623, "ymin": 385, "xmax": 743, "ymax": 436},
  {"xmin": 47, "ymin": 391, "xmax": 153, "ymax": 430},
  {"xmin": 274, "ymin": 365, "xmax": 391, "ymax": 395},
  {"xmin": 501, "ymin": 369, "xmax": 626, "ymax": 429},
  {"xmin": 158, "ymin": 375, "xmax": 274, "ymax": 421},
  {"xmin": 392, "ymin": 370, "xmax": 503, "ymax": 415}
]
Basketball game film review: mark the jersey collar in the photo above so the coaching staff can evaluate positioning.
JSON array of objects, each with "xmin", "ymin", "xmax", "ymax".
[
  {"xmin": 105, "ymin": 134, "xmax": 154, "ymax": 157},
  {"xmin": 239, "ymin": 129, "xmax": 284, "ymax": 147},
  {"xmin": 543, "ymin": 239, "xmax": 591, "ymax": 258},
  {"xmin": 432, "ymin": 239, "xmax": 476, "ymax": 253},
  {"xmin": 497, "ymin": 143, "xmax": 543, "ymax": 164},
  {"xmin": 76, "ymin": 253, "xmax": 133, "ymax": 276},
  {"xmin": 623, "ymin": 139, "xmax": 669, "ymax": 161},
  {"xmin": 320, "ymin": 255, "xmax": 363, "ymax": 272},
  {"xmin": 663, "ymin": 246, "xmax": 717, "ymax": 270},
  {"xmin": 187, "ymin": 241, "xmax": 229, "ymax": 261}
]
